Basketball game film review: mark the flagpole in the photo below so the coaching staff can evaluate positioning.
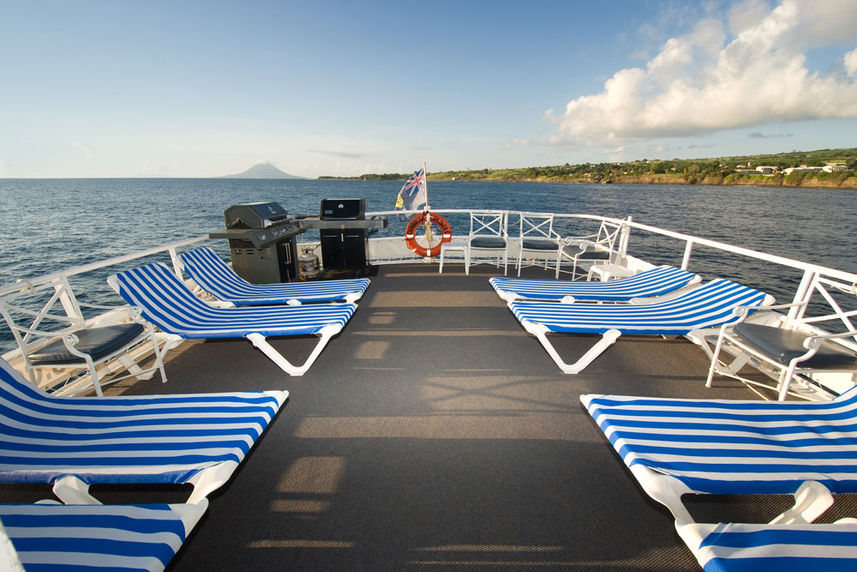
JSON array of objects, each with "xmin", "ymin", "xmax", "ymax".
[
  {"xmin": 423, "ymin": 161, "xmax": 429, "ymax": 212},
  {"xmin": 422, "ymin": 161, "xmax": 435, "ymax": 254}
]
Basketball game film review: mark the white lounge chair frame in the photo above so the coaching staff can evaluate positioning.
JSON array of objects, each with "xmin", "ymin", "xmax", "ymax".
[{"xmin": 0, "ymin": 276, "xmax": 171, "ymax": 396}]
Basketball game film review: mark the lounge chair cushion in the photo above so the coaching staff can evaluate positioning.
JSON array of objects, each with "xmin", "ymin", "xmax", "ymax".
[
  {"xmin": 491, "ymin": 265, "xmax": 698, "ymax": 302},
  {"xmin": 28, "ymin": 323, "xmax": 145, "ymax": 365},
  {"xmin": 581, "ymin": 385, "xmax": 857, "ymax": 495},
  {"xmin": 692, "ymin": 521, "xmax": 857, "ymax": 572},
  {"xmin": 0, "ymin": 501, "xmax": 207, "ymax": 572},
  {"xmin": 561, "ymin": 244, "xmax": 610, "ymax": 259},
  {"xmin": 470, "ymin": 237, "xmax": 507, "ymax": 249},
  {"xmin": 0, "ymin": 357, "xmax": 288, "ymax": 494},
  {"xmin": 732, "ymin": 323, "xmax": 857, "ymax": 369}
]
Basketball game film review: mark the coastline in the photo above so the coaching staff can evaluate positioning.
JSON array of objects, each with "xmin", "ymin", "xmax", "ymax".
[
  {"xmin": 322, "ymin": 173, "xmax": 857, "ymax": 189},
  {"xmin": 431, "ymin": 173, "xmax": 857, "ymax": 189}
]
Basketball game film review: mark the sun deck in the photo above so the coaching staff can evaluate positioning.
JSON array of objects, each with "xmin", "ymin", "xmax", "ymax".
[{"xmin": 8, "ymin": 262, "xmax": 853, "ymax": 570}]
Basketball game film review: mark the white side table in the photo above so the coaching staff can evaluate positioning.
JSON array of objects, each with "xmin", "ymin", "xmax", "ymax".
[
  {"xmin": 587, "ymin": 263, "xmax": 634, "ymax": 282},
  {"xmin": 439, "ymin": 241, "xmax": 470, "ymax": 274}
]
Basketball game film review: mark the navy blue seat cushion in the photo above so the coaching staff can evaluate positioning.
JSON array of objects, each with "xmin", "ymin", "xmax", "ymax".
[
  {"xmin": 521, "ymin": 238, "xmax": 559, "ymax": 251},
  {"xmin": 562, "ymin": 245, "xmax": 610, "ymax": 260},
  {"xmin": 732, "ymin": 323, "xmax": 857, "ymax": 369},
  {"xmin": 29, "ymin": 323, "xmax": 145, "ymax": 365},
  {"xmin": 470, "ymin": 237, "xmax": 507, "ymax": 249}
]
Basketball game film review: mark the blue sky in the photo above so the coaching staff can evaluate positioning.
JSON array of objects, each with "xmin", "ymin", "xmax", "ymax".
[{"xmin": 1, "ymin": 0, "xmax": 856, "ymax": 178}]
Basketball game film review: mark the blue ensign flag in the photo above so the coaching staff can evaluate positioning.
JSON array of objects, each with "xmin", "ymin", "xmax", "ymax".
[{"xmin": 395, "ymin": 167, "xmax": 427, "ymax": 220}]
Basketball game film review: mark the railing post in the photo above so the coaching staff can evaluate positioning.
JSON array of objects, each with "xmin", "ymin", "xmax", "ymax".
[
  {"xmin": 681, "ymin": 241, "xmax": 694, "ymax": 270},
  {"xmin": 789, "ymin": 270, "xmax": 816, "ymax": 321},
  {"xmin": 618, "ymin": 216, "xmax": 632, "ymax": 258},
  {"xmin": 168, "ymin": 248, "xmax": 183, "ymax": 278},
  {"xmin": 55, "ymin": 278, "xmax": 85, "ymax": 325}
]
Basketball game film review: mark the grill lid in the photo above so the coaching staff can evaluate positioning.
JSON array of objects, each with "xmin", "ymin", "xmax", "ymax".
[{"xmin": 224, "ymin": 202, "xmax": 290, "ymax": 229}]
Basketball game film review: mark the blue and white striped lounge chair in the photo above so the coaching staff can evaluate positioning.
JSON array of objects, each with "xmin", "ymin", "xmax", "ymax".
[
  {"xmin": 0, "ymin": 357, "xmax": 287, "ymax": 504},
  {"xmin": 0, "ymin": 501, "xmax": 208, "ymax": 572},
  {"xmin": 109, "ymin": 262, "xmax": 357, "ymax": 376},
  {"xmin": 677, "ymin": 520, "xmax": 857, "ymax": 572},
  {"xmin": 180, "ymin": 247, "xmax": 370, "ymax": 305},
  {"xmin": 580, "ymin": 386, "xmax": 857, "ymax": 525},
  {"xmin": 508, "ymin": 279, "xmax": 772, "ymax": 374},
  {"xmin": 490, "ymin": 265, "xmax": 700, "ymax": 303}
]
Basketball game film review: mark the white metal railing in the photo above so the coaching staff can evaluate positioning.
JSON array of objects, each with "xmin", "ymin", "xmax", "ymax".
[
  {"xmin": 2, "ymin": 210, "xmax": 856, "ymax": 397},
  {"xmin": 0, "ymin": 235, "xmax": 209, "ymax": 298}
]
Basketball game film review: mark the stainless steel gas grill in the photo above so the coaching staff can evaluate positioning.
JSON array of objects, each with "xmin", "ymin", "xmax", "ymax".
[{"xmin": 210, "ymin": 202, "xmax": 305, "ymax": 283}]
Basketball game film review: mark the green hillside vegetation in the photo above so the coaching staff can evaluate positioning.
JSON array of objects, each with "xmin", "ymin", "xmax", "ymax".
[{"xmin": 320, "ymin": 148, "xmax": 857, "ymax": 189}]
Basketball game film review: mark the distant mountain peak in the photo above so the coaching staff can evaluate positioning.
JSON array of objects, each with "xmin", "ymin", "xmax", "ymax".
[{"xmin": 221, "ymin": 161, "xmax": 301, "ymax": 179}]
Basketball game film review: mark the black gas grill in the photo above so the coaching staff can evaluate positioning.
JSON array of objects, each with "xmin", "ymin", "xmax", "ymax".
[
  {"xmin": 210, "ymin": 200, "xmax": 387, "ymax": 280},
  {"xmin": 317, "ymin": 199, "xmax": 369, "ymax": 271},
  {"xmin": 211, "ymin": 202, "xmax": 304, "ymax": 283}
]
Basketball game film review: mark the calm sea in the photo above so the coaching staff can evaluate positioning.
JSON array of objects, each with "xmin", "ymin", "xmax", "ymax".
[{"xmin": 1, "ymin": 178, "xmax": 855, "ymax": 352}]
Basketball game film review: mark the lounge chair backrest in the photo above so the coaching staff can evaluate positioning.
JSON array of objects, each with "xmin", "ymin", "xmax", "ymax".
[
  {"xmin": 179, "ymin": 247, "xmax": 370, "ymax": 306},
  {"xmin": 180, "ymin": 246, "xmax": 254, "ymax": 293}
]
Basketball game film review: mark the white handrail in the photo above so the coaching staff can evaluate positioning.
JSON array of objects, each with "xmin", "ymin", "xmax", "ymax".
[{"xmin": 0, "ymin": 235, "xmax": 209, "ymax": 297}]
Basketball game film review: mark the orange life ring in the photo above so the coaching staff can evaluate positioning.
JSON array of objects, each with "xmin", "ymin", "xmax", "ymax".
[{"xmin": 404, "ymin": 212, "xmax": 452, "ymax": 258}]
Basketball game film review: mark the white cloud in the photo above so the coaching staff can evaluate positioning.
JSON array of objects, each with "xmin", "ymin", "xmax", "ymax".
[
  {"xmin": 845, "ymin": 47, "xmax": 857, "ymax": 77},
  {"xmin": 548, "ymin": 0, "xmax": 857, "ymax": 146}
]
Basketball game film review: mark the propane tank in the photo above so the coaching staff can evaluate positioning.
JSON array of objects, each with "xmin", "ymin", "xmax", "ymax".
[{"xmin": 299, "ymin": 247, "xmax": 321, "ymax": 280}]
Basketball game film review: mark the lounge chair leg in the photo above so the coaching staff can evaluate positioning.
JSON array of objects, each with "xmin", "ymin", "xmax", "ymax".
[
  {"xmin": 53, "ymin": 475, "xmax": 101, "ymax": 505},
  {"xmin": 770, "ymin": 481, "xmax": 834, "ymax": 524},
  {"xmin": 525, "ymin": 322, "xmax": 622, "ymax": 374},
  {"xmin": 247, "ymin": 325, "xmax": 340, "ymax": 376},
  {"xmin": 186, "ymin": 461, "xmax": 240, "ymax": 504}
]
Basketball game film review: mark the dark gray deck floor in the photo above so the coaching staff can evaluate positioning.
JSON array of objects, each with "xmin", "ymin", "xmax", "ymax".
[{"xmin": 3, "ymin": 263, "xmax": 851, "ymax": 570}]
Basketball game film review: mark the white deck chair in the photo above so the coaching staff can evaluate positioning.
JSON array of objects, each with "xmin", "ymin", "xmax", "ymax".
[
  {"xmin": 0, "ymin": 276, "xmax": 169, "ymax": 397},
  {"xmin": 0, "ymin": 357, "xmax": 288, "ymax": 505},
  {"xmin": 507, "ymin": 279, "xmax": 772, "ymax": 374},
  {"xmin": 491, "ymin": 265, "xmax": 700, "ymax": 303},
  {"xmin": 109, "ymin": 262, "xmax": 357, "ymax": 376},
  {"xmin": 706, "ymin": 302, "xmax": 857, "ymax": 401},
  {"xmin": 179, "ymin": 246, "xmax": 370, "ymax": 305},
  {"xmin": 466, "ymin": 211, "xmax": 509, "ymax": 275},
  {"xmin": 0, "ymin": 501, "xmax": 208, "ymax": 572},
  {"xmin": 515, "ymin": 213, "xmax": 563, "ymax": 276}
]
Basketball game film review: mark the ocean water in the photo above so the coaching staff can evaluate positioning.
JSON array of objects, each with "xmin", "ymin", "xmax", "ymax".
[{"xmin": 1, "ymin": 178, "xmax": 855, "ymax": 352}]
